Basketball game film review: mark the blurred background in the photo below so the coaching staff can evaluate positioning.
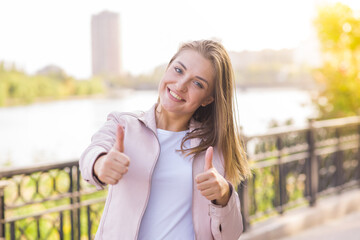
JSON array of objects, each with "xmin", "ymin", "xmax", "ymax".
[
  {"xmin": 0, "ymin": 0, "xmax": 359, "ymax": 167},
  {"xmin": 1, "ymin": 1, "xmax": 360, "ymax": 239}
]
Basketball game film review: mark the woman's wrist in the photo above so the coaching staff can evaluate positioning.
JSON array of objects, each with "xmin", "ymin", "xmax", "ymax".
[
  {"xmin": 213, "ymin": 181, "xmax": 232, "ymax": 206},
  {"xmin": 93, "ymin": 153, "xmax": 107, "ymax": 184}
]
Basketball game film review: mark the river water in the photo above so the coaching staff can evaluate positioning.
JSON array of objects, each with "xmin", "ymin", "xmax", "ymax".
[{"xmin": 0, "ymin": 88, "xmax": 316, "ymax": 167}]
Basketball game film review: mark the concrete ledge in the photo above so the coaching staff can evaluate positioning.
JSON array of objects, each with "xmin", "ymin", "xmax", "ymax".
[{"xmin": 240, "ymin": 188, "xmax": 360, "ymax": 240}]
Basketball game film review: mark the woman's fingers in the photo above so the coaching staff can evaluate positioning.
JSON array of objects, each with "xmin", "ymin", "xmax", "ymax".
[
  {"xmin": 93, "ymin": 125, "xmax": 130, "ymax": 185},
  {"xmin": 195, "ymin": 164, "xmax": 230, "ymax": 204},
  {"xmin": 196, "ymin": 180, "xmax": 212, "ymax": 191},
  {"xmin": 97, "ymin": 152, "xmax": 130, "ymax": 185},
  {"xmin": 197, "ymin": 179, "xmax": 221, "ymax": 199},
  {"xmin": 102, "ymin": 175, "xmax": 121, "ymax": 185},
  {"xmin": 107, "ymin": 151, "xmax": 130, "ymax": 168}
]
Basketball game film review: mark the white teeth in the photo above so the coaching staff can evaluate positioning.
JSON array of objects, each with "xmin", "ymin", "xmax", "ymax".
[{"xmin": 169, "ymin": 90, "xmax": 182, "ymax": 100}]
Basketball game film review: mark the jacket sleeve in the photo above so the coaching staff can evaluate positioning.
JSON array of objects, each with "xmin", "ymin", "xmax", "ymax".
[
  {"xmin": 79, "ymin": 112, "xmax": 123, "ymax": 190},
  {"xmin": 209, "ymin": 182, "xmax": 243, "ymax": 240}
]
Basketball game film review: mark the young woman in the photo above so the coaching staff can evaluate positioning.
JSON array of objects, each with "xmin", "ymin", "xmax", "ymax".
[{"xmin": 80, "ymin": 40, "xmax": 251, "ymax": 240}]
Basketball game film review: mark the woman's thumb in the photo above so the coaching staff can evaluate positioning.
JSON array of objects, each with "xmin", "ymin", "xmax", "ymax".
[
  {"xmin": 204, "ymin": 146, "xmax": 213, "ymax": 171},
  {"xmin": 115, "ymin": 125, "xmax": 124, "ymax": 152}
]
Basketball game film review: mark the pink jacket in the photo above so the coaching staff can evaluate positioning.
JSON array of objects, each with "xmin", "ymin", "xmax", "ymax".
[{"xmin": 80, "ymin": 104, "xmax": 243, "ymax": 240}]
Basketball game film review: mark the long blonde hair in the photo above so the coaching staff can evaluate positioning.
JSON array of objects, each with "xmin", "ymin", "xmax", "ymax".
[{"xmin": 169, "ymin": 40, "xmax": 251, "ymax": 186}]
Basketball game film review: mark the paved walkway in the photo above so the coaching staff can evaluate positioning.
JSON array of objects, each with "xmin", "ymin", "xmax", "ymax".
[
  {"xmin": 240, "ymin": 189, "xmax": 360, "ymax": 240},
  {"xmin": 280, "ymin": 210, "xmax": 360, "ymax": 240}
]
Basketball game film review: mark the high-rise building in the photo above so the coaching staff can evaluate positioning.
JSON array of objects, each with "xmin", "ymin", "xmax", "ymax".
[{"xmin": 91, "ymin": 11, "xmax": 121, "ymax": 77}]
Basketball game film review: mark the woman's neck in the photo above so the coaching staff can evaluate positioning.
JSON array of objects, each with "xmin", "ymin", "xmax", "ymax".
[{"xmin": 155, "ymin": 105, "xmax": 191, "ymax": 132}]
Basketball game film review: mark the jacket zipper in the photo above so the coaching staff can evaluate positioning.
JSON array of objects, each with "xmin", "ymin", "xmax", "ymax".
[{"xmin": 134, "ymin": 127, "xmax": 161, "ymax": 240}]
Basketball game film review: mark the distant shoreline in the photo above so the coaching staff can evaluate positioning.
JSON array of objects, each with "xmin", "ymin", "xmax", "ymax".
[
  {"xmin": 236, "ymin": 82, "xmax": 318, "ymax": 91},
  {"xmin": 0, "ymin": 85, "xmax": 317, "ymax": 108}
]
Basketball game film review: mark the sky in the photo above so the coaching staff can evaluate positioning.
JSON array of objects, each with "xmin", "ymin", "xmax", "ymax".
[{"xmin": 1, "ymin": 0, "xmax": 360, "ymax": 79}]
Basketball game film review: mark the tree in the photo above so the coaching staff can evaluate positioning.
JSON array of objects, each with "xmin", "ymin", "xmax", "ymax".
[{"xmin": 313, "ymin": 3, "xmax": 360, "ymax": 119}]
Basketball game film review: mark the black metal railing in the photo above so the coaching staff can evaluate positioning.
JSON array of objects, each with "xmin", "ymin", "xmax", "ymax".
[
  {"xmin": 1, "ymin": 116, "xmax": 360, "ymax": 239},
  {"xmin": 238, "ymin": 116, "xmax": 360, "ymax": 231},
  {"xmin": 0, "ymin": 161, "xmax": 106, "ymax": 240}
]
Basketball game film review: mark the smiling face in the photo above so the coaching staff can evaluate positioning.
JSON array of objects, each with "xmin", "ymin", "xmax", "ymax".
[{"xmin": 158, "ymin": 49, "xmax": 215, "ymax": 119}]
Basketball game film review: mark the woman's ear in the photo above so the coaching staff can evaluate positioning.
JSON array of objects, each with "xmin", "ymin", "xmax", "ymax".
[{"xmin": 201, "ymin": 96, "xmax": 214, "ymax": 107}]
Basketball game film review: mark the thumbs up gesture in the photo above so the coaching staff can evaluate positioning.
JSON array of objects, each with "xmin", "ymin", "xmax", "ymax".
[
  {"xmin": 195, "ymin": 147, "xmax": 230, "ymax": 206},
  {"xmin": 93, "ymin": 125, "xmax": 130, "ymax": 185}
]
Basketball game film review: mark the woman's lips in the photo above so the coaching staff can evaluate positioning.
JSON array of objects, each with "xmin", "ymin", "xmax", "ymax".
[{"xmin": 168, "ymin": 88, "xmax": 185, "ymax": 102}]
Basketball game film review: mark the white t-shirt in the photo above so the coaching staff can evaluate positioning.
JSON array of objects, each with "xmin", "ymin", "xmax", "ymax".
[{"xmin": 138, "ymin": 128, "xmax": 195, "ymax": 240}]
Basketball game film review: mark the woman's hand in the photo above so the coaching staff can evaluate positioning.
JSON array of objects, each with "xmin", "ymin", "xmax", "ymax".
[
  {"xmin": 195, "ymin": 147, "xmax": 230, "ymax": 206},
  {"xmin": 93, "ymin": 125, "xmax": 130, "ymax": 185}
]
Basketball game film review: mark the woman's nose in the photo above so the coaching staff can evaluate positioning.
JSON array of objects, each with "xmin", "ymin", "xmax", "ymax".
[{"xmin": 175, "ymin": 77, "xmax": 188, "ymax": 92}]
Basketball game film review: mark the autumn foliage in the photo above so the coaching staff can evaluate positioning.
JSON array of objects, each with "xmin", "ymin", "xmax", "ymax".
[{"xmin": 313, "ymin": 3, "xmax": 360, "ymax": 119}]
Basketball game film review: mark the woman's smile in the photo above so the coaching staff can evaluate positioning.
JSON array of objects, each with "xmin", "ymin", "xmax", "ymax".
[{"xmin": 167, "ymin": 87, "xmax": 185, "ymax": 102}]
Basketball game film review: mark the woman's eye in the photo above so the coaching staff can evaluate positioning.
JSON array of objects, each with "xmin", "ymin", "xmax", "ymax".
[
  {"xmin": 174, "ymin": 67, "xmax": 182, "ymax": 74},
  {"xmin": 194, "ymin": 81, "xmax": 204, "ymax": 89}
]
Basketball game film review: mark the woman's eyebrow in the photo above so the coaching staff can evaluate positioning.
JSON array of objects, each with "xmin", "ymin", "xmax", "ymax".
[
  {"xmin": 176, "ymin": 61, "xmax": 209, "ymax": 86},
  {"xmin": 177, "ymin": 61, "xmax": 187, "ymax": 70}
]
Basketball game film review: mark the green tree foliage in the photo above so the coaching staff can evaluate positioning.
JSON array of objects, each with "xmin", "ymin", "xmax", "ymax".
[
  {"xmin": 0, "ymin": 63, "xmax": 104, "ymax": 106},
  {"xmin": 313, "ymin": 3, "xmax": 360, "ymax": 119}
]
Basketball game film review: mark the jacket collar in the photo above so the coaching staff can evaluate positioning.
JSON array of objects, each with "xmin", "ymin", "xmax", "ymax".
[
  {"xmin": 138, "ymin": 103, "xmax": 202, "ymax": 147},
  {"xmin": 138, "ymin": 104, "xmax": 158, "ymax": 134}
]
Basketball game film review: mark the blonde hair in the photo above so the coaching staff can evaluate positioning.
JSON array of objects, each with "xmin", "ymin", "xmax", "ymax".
[{"xmin": 169, "ymin": 40, "xmax": 251, "ymax": 186}]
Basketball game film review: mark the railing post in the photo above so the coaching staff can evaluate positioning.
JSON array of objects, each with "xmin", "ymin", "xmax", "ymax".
[
  {"xmin": 238, "ymin": 181, "xmax": 250, "ymax": 232},
  {"xmin": 276, "ymin": 136, "xmax": 286, "ymax": 214},
  {"xmin": 70, "ymin": 166, "xmax": 80, "ymax": 240},
  {"xmin": 87, "ymin": 206, "xmax": 92, "ymax": 240},
  {"xmin": 69, "ymin": 167, "xmax": 75, "ymax": 240},
  {"xmin": 306, "ymin": 119, "xmax": 318, "ymax": 206},
  {"xmin": 335, "ymin": 128, "xmax": 344, "ymax": 190},
  {"xmin": 0, "ymin": 180, "xmax": 9, "ymax": 240},
  {"xmin": 76, "ymin": 165, "xmax": 81, "ymax": 240},
  {"xmin": 239, "ymin": 133, "xmax": 250, "ymax": 232}
]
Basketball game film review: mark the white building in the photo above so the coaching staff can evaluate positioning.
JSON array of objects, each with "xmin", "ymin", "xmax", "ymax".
[{"xmin": 91, "ymin": 11, "xmax": 122, "ymax": 77}]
